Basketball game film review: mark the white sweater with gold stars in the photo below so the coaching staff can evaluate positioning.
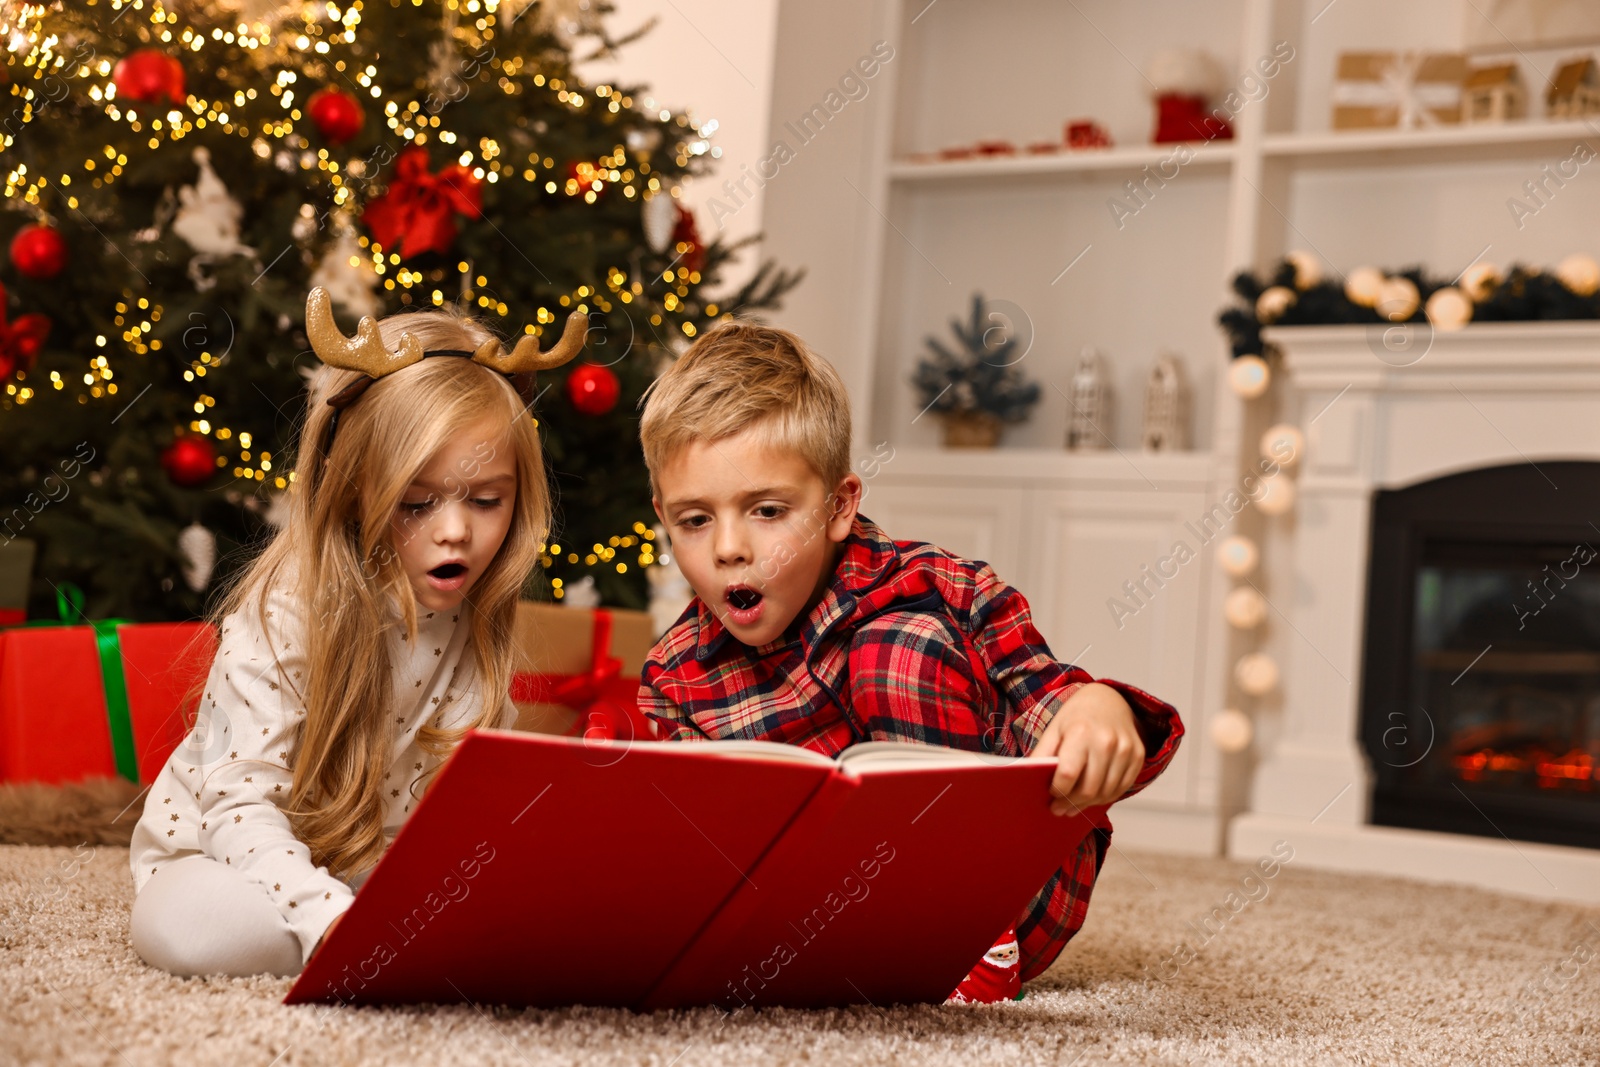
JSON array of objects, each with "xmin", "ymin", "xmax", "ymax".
[{"xmin": 129, "ymin": 584, "xmax": 514, "ymax": 964}]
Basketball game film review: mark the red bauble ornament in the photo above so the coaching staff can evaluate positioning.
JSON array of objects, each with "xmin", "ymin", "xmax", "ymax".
[
  {"xmin": 308, "ymin": 87, "xmax": 365, "ymax": 145},
  {"xmin": 10, "ymin": 223, "xmax": 68, "ymax": 279},
  {"xmin": 161, "ymin": 434, "xmax": 216, "ymax": 488},
  {"xmin": 113, "ymin": 49, "xmax": 185, "ymax": 106},
  {"xmin": 566, "ymin": 363, "xmax": 620, "ymax": 416},
  {"xmin": 670, "ymin": 204, "xmax": 705, "ymax": 274},
  {"xmin": 0, "ymin": 281, "xmax": 50, "ymax": 379}
]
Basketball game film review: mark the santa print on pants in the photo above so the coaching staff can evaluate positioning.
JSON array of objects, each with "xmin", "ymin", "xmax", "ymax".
[{"xmin": 947, "ymin": 927, "xmax": 1022, "ymax": 1004}]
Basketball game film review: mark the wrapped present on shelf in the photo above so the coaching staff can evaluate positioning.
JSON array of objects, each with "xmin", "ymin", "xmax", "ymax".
[
  {"xmin": 509, "ymin": 599, "xmax": 656, "ymax": 742},
  {"xmin": 1332, "ymin": 51, "xmax": 1468, "ymax": 129},
  {"xmin": 1066, "ymin": 120, "xmax": 1112, "ymax": 149},
  {"xmin": 1146, "ymin": 49, "xmax": 1233, "ymax": 143},
  {"xmin": 0, "ymin": 583, "xmax": 217, "ymax": 785}
]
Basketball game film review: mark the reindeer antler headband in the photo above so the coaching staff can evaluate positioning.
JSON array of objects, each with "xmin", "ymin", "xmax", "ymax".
[{"xmin": 305, "ymin": 286, "xmax": 588, "ymax": 450}]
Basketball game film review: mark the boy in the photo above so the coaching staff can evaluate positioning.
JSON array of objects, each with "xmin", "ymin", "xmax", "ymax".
[{"xmin": 636, "ymin": 322, "xmax": 1184, "ymax": 1002}]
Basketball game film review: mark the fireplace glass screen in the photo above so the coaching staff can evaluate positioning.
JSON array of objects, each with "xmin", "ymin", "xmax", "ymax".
[{"xmin": 1363, "ymin": 463, "xmax": 1600, "ymax": 850}]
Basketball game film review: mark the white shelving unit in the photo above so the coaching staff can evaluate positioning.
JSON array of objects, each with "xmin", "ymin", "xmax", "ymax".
[
  {"xmin": 756, "ymin": 0, "xmax": 1600, "ymax": 855},
  {"xmin": 887, "ymin": 144, "xmax": 1239, "ymax": 182},
  {"xmin": 1261, "ymin": 118, "xmax": 1600, "ymax": 161}
]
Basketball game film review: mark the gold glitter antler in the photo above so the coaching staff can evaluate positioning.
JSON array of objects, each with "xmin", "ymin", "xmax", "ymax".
[
  {"xmin": 304, "ymin": 286, "xmax": 425, "ymax": 376},
  {"xmin": 470, "ymin": 310, "xmax": 589, "ymax": 374}
]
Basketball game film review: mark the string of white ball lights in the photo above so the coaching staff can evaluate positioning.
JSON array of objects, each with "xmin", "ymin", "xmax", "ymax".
[{"xmin": 1211, "ymin": 384, "xmax": 1307, "ymax": 754}]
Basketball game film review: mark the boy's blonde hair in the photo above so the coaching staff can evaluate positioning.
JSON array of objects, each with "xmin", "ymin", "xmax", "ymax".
[
  {"xmin": 638, "ymin": 321, "xmax": 853, "ymax": 499},
  {"xmin": 182, "ymin": 304, "xmax": 550, "ymax": 882}
]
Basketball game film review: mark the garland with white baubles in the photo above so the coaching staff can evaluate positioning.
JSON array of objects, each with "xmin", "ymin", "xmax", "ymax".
[
  {"xmin": 1220, "ymin": 249, "xmax": 1600, "ymax": 378},
  {"xmin": 1209, "ymin": 248, "xmax": 1600, "ymax": 754}
]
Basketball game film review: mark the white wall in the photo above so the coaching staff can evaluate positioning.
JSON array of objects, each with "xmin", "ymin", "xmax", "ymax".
[{"xmin": 581, "ymin": 1, "xmax": 781, "ymax": 294}]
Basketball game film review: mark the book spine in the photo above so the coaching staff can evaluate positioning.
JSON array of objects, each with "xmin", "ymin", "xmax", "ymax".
[{"xmin": 637, "ymin": 770, "xmax": 862, "ymax": 1011}]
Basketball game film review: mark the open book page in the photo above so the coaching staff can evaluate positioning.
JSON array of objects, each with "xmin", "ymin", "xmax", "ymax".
[
  {"xmin": 674, "ymin": 739, "xmax": 837, "ymax": 765},
  {"xmin": 502, "ymin": 731, "xmax": 839, "ymax": 767},
  {"xmin": 677, "ymin": 739, "xmax": 1047, "ymax": 770},
  {"xmin": 530, "ymin": 731, "xmax": 1057, "ymax": 772},
  {"xmin": 835, "ymin": 740, "xmax": 1057, "ymax": 773}
]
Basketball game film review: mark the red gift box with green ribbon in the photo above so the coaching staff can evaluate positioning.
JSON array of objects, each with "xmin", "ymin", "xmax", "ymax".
[{"xmin": 0, "ymin": 584, "xmax": 217, "ymax": 785}]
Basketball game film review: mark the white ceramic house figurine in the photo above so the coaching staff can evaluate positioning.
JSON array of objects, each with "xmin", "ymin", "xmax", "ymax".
[
  {"xmin": 1065, "ymin": 346, "xmax": 1111, "ymax": 451},
  {"xmin": 1462, "ymin": 63, "xmax": 1526, "ymax": 123},
  {"xmin": 1547, "ymin": 57, "xmax": 1600, "ymax": 119},
  {"xmin": 1142, "ymin": 352, "xmax": 1188, "ymax": 452}
]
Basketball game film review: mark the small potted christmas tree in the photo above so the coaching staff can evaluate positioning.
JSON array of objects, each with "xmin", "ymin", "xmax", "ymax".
[{"xmin": 912, "ymin": 294, "xmax": 1040, "ymax": 448}]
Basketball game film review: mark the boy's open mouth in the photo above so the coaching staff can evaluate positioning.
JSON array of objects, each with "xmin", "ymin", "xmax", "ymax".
[
  {"xmin": 725, "ymin": 585, "xmax": 763, "ymax": 611},
  {"xmin": 429, "ymin": 562, "xmax": 468, "ymax": 579}
]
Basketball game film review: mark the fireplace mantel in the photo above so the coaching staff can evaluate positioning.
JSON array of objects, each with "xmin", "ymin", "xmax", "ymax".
[
  {"xmin": 1265, "ymin": 321, "xmax": 1600, "ymax": 388},
  {"xmin": 1226, "ymin": 321, "xmax": 1600, "ymax": 906},
  {"xmin": 1273, "ymin": 322, "xmax": 1600, "ymax": 492}
]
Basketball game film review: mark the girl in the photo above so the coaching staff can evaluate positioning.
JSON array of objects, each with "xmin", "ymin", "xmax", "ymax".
[{"xmin": 128, "ymin": 288, "xmax": 584, "ymax": 977}]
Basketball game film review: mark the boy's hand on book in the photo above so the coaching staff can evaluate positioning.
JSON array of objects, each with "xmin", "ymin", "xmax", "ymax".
[{"xmin": 1033, "ymin": 683, "xmax": 1144, "ymax": 813}]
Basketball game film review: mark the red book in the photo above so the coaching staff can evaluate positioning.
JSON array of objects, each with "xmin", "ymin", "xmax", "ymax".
[{"xmin": 284, "ymin": 730, "xmax": 1100, "ymax": 1010}]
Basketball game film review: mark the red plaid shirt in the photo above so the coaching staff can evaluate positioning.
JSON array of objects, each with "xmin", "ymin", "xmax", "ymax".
[{"xmin": 639, "ymin": 513, "xmax": 1184, "ymax": 981}]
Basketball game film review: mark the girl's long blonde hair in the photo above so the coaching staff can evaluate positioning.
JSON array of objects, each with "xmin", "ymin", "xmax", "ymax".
[{"xmin": 193, "ymin": 305, "xmax": 551, "ymax": 881}]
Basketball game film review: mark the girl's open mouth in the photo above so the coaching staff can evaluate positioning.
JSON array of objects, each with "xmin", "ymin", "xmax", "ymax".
[
  {"xmin": 724, "ymin": 584, "xmax": 764, "ymax": 625},
  {"xmin": 428, "ymin": 562, "xmax": 469, "ymax": 590}
]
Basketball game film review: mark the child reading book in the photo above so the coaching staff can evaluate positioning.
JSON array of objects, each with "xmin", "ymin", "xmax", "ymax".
[
  {"xmin": 126, "ymin": 287, "xmax": 585, "ymax": 977},
  {"xmin": 637, "ymin": 322, "xmax": 1185, "ymax": 1003}
]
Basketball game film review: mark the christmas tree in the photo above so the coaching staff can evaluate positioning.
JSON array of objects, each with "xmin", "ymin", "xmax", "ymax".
[{"xmin": 0, "ymin": 0, "xmax": 797, "ymax": 621}]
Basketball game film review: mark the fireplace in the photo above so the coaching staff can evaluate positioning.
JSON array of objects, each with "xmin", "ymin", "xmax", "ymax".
[
  {"xmin": 1225, "ymin": 322, "xmax": 1600, "ymax": 906},
  {"xmin": 1361, "ymin": 462, "xmax": 1600, "ymax": 851}
]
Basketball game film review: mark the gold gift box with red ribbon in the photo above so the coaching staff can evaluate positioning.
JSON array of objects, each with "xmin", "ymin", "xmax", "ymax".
[{"xmin": 508, "ymin": 600, "xmax": 656, "ymax": 742}]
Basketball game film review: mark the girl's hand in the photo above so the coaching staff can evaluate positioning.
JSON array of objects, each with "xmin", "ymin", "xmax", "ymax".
[
  {"xmin": 1031, "ymin": 683, "xmax": 1145, "ymax": 813},
  {"xmin": 313, "ymin": 912, "xmax": 345, "ymax": 957}
]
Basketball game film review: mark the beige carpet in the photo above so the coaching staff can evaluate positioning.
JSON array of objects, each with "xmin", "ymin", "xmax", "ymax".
[{"xmin": 4, "ymin": 825, "xmax": 1599, "ymax": 1067}]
